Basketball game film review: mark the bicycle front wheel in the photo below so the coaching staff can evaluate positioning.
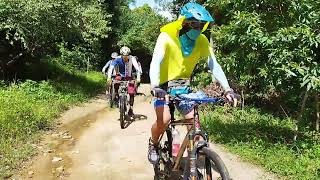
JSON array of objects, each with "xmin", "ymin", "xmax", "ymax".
[
  {"xmin": 196, "ymin": 147, "xmax": 230, "ymax": 180},
  {"xmin": 119, "ymin": 94, "xmax": 127, "ymax": 129},
  {"xmin": 109, "ymin": 84, "xmax": 115, "ymax": 108}
]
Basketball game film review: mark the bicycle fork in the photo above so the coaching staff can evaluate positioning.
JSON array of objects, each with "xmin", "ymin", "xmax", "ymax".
[{"xmin": 189, "ymin": 133, "xmax": 196, "ymax": 180}]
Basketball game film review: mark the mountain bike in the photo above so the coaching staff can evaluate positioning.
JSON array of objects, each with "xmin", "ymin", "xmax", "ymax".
[
  {"xmin": 113, "ymin": 80, "xmax": 130, "ymax": 129},
  {"xmin": 153, "ymin": 93, "xmax": 231, "ymax": 180}
]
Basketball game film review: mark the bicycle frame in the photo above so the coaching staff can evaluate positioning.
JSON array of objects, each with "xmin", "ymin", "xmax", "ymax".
[
  {"xmin": 112, "ymin": 80, "xmax": 130, "ymax": 99},
  {"xmin": 158, "ymin": 101, "xmax": 210, "ymax": 179},
  {"xmin": 116, "ymin": 81, "xmax": 129, "ymax": 94},
  {"xmin": 114, "ymin": 80, "xmax": 130, "ymax": 128}
]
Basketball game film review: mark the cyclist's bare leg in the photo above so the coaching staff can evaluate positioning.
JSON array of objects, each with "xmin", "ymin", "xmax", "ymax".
[
  {"xmin": 184, "ymin": 109, "xmax": 194, "ymax": 121},
  {"xmin": 128, "ymin": 94, "xmax": 134, "ymax": 117},
  {"xmin": 106, "ymin": 82, "xmax": 110, "ymax": 95},
  {"xmin": 151, "ymin": 105, "xmax": 171, "ymax": 144},
  {"xmin": 114, "ymin": 83, "xmax": 119, "ymax": 98},
  {"xmin": 148, "ymin": 105, "xmax": 170, "ymax": 163},
  {"xmin": 129, "ymin": 94, "xmax": 134, "ymax": 106},
  {"xmin": 183, "ymin": 109, "xmax": 196, "ymax": 136},
  {"xmin": 128, "ymin": 81, "xmax": 136, "ymax": 115},
  {"xmin": 184, "ymin": 109, "xmax": 203, "ymax": 141},
  {"xmin": 151, "ymin": 108, "xmax": 194, "ymax": 143}
]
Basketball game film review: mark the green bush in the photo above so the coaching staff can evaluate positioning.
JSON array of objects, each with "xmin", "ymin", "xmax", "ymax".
[{"xmin": 202, "ymin": 106, "xmax": 320, "ymax": 179}]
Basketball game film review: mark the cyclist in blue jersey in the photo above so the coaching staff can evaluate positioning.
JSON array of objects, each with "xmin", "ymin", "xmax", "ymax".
[{"xmin": 107, "ymin": 46, "xmax": 142, "ymax": 117}]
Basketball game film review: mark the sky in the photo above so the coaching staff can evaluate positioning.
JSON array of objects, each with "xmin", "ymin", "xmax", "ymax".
[
  {"xmin": 129, "ymin": 0, "xmax": 157, "ymax": 8},
  {"xmin": 129, "ymin": 0, "xmax": 174, "ymax": 20}
]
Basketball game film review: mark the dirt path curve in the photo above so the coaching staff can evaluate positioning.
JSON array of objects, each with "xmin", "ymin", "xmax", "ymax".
[{"xmin": 15, "ymin": 84, "xmax": 277, "ymax": 180}]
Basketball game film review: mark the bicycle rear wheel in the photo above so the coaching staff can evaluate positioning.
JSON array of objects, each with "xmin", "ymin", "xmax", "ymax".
[
  {"xmin": 196, "ymin": 147, "xmax": 230, "ymax": 180},
  {"xmin": 119, "ymin": 94, "xmax": 127, "ymax": 129}
]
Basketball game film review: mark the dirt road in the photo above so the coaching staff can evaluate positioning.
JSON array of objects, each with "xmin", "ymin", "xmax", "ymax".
[{"xmin": 15, "ymin": 85, "xmax": 277, "ymax": 180}]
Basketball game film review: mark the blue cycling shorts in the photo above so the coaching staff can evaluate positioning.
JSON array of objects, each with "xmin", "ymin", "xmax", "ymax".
[{"xmin": 152, "ymin": 99, "xmax": 195, "ymax": 115}]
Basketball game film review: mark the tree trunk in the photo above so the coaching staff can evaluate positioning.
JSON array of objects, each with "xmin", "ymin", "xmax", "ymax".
[
  {"xmin": 294, "ymin": 88, "xmax": 309, "ymax": 142},
  {"xmin": 297, "ymin": 89, "xmax": 309, "ymax": 120},
  {"xmin": 241, "ymin": 90, "xmax": 245, "ymax": 110},
  {"xmin": 316, "ymin": 93, "xmax": 319, "ymax": 132}
]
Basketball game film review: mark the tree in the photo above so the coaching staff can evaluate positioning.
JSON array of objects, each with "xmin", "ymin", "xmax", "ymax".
[
  {"xmin": 0, "ymin": 0, "xmax": 113, "ymax": 78},
  {"xmin": 117, "ymin": 4, "xmax": 167, "ymax": 54},
  {"xmin": 206, "ymin": 0, "xmax": 319, "ymax": 128}
]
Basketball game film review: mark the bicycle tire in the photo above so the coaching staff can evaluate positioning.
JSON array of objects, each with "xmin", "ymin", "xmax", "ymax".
[
  {"xmin": 109, "ymin": 84, "xmax": 115, "ymax": 108},
  {"xmin": 197, "ymin": 147, "xmax": 230, "ymax": 180},
  {"xmin": 119, "ymin": 94, "xmax": 126, "ymax": 129}
]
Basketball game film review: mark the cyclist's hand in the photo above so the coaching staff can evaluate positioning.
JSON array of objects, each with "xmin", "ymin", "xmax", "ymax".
[
  {"xmin": 151, "ymin": 87, "xmax": 167, "ymax": 100},
  {"xmin": 224, "ymin": 89, "xmax": 240, "ymax": 107}
]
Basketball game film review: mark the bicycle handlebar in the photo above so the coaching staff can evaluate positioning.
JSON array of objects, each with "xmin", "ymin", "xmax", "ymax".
[
  {"xmin": 112, "ymin": 80, "xmax": 135, "ymax": 84},
  {"xmin": 151, "ymin": 88, "xmax": 224, "ymax": 105},
  {"xmin": 171, "ymin": 95, "xmax": 224, "ymax": 104}
]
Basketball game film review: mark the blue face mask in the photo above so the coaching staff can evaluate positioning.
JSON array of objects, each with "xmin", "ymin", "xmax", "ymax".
[
  {"xmin": 179, "ymin": 29, "xmax": 201, "ymax": 56},
  {"xmin": 186, "ymin": 29, "xmax": 201, "ymax": 40}
]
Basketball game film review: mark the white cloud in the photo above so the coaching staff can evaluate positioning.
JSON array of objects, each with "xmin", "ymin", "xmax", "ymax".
[
  {"xmin": 129, "ymin": 0, "xmax": 156, "ymax": 9},
  {"xmin": 157, "ymin": 10, "xmax": 174, "ymax": 20},
  {"xmin": 129, "ymin": 0, "xmax": 174, "ymax": 20}
]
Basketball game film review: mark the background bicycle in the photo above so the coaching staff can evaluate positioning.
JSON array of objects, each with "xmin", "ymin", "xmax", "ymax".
[
  {"xmin": 113, "ymin": 80, "xmax": 130, "ymax": 129},
  {"xmin": 108, "ymin": 80, "xmax": 116, "ymax": 108}
]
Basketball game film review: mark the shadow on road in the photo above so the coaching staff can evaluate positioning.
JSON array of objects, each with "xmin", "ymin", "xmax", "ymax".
[
  {"xmin": 136, "ymin": 92, "xmax": 147, "ymax": 96},
  {"xmin": 118, "ymin": 114, "xmax": 148, "ymax": 129},
  {"xmin": 132, "ymin": 114, "xmax": 147, "ymax": 121}
]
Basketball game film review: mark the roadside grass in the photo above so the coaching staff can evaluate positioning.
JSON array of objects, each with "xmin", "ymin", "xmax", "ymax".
[
  {"xmin": 0, "ymin": 61, "xmax": 105, "ymax": 178},
  {"xmin": 201, "ymin": 106, "xmax": 320, "ymax": 180}
]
